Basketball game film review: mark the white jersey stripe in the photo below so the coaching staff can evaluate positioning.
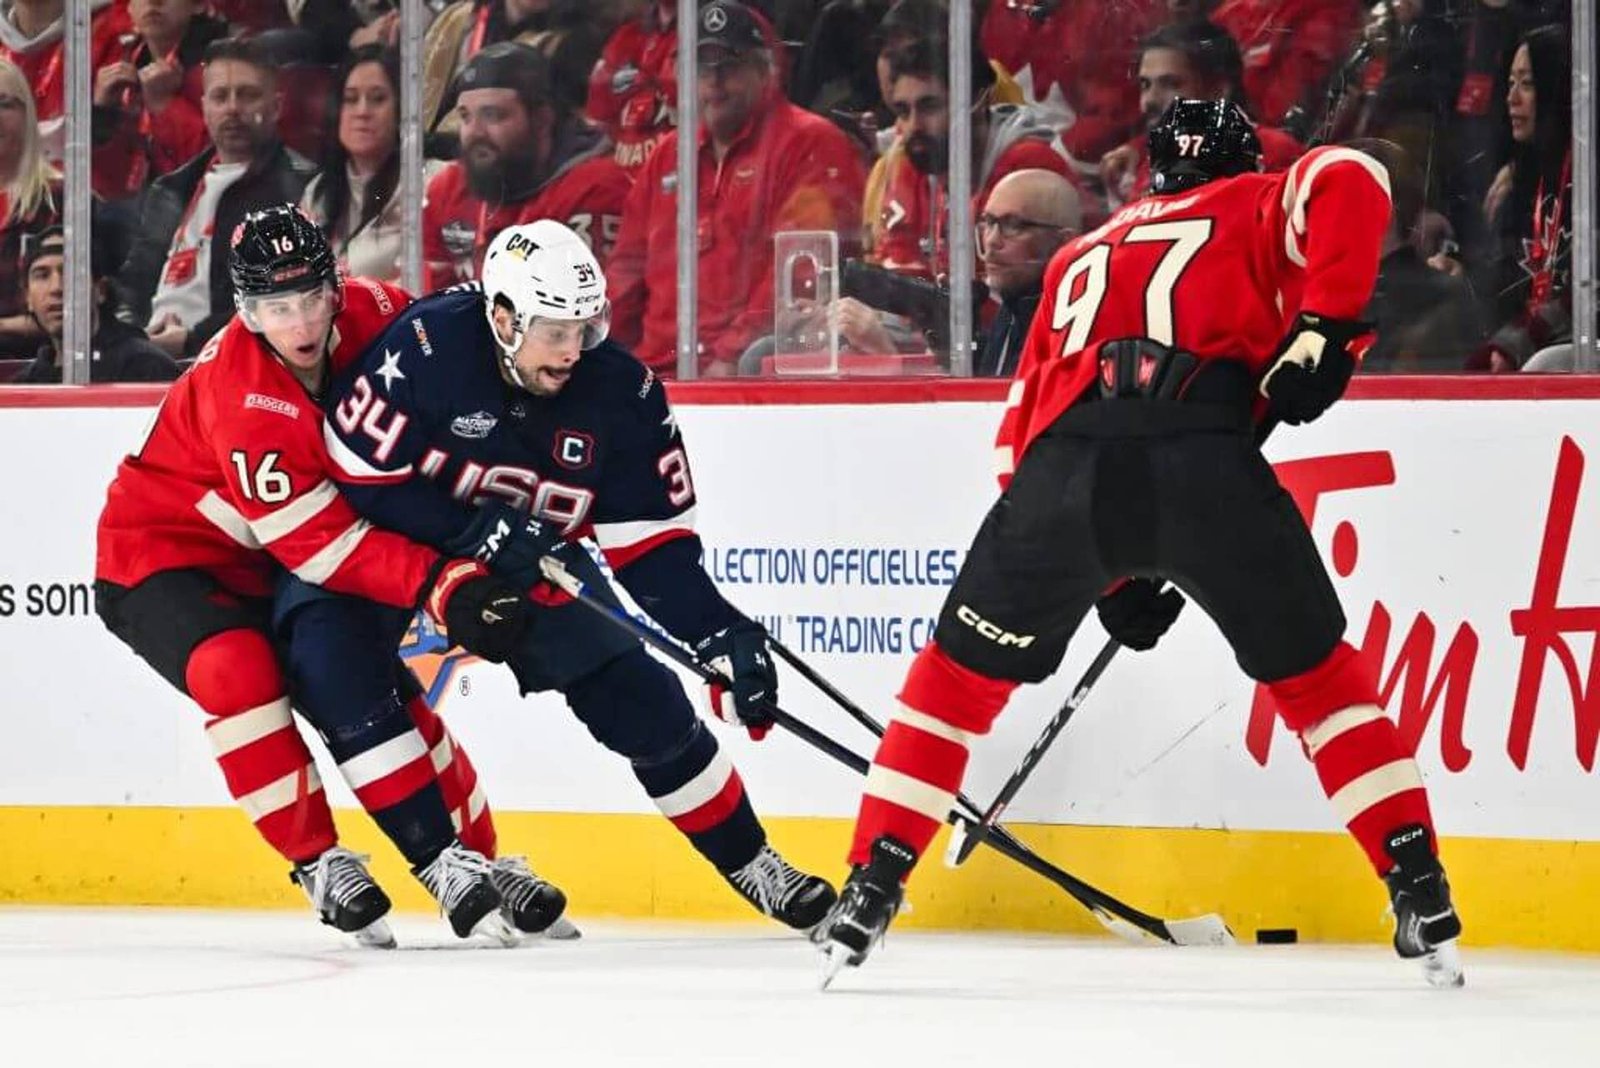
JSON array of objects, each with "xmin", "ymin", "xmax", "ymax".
[
  {"xmin": 323, "ymin": 421, "xmax": 414, "ymax": 481},
  {"xmin": 249, "ymin": 480, "xmax": 340, "ymax": 545},
  {"xmin": 292, "ymin": 520, "xmax": 373, "ymax": 585},
  {"xmin": 196, "ymin": 490, "xmax": 262, "ymax": 549},
  {"xmin": 593, "ymin": 507, "xmax": 699, "ymax": 552}
]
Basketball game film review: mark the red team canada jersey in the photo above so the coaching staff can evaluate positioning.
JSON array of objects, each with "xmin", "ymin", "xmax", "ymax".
[
  {"xmin": 95, "ymin": 278, "xmax": 445, "ymax": 605},
  {"xmin": 994, "ymin": 146, "xmax": 1391, "ymax": 486}
]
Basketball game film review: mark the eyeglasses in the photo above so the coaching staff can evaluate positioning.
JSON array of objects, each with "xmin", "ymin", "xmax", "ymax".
[{"xmin": 976, "ymin": 213, "xmax": 1061, "ymax": 240}]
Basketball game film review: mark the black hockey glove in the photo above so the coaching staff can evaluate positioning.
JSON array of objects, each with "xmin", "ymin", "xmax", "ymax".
[
  {"xmin": 423, "ymin": 559, "xmax": 530, "ymax": 663},
  {"xmin": 447, "ymin": 502, "xmax": 565, "ymax": 591},
  {"xmin": 695, "ymin": 619, "xmax": 778, "ymax": 740},
  {"xmin": 1096, "ymin": 578, "xmax": 1185, "ymax": 652},
  {"xmin": 1258, "ymin": 313, "xmax": 1370, "ymax": 426}
]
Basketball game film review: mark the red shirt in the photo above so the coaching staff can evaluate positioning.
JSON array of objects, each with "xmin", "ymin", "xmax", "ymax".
[
  {"xmin": 95, "ymin": 278, "xmax": 444, "ymax": 606},
  {"xmin": 586, "ymin": 12, "xmax": 678, "ymax": 174},
  {"xmin": 607, "ymin": 95, "xmax": 867, "ymax": 373},
  {"xmin": 422, "ymin": 152, "xmax": 631, "ymax": 290},
  {"xmin": 979, "ymin": 0, "xmax": 1159, "ymax": 163},
  {"xmin": 1212, "ymin": 0, "xmax": 1362, "ymax": 126},
  {"xmin": 995, "ymin": 145, "xmax": 1391, "ymax": 487},
  {"xmin": 875, "ymin": 133, "xmax": 1075, "ymax": 278}
]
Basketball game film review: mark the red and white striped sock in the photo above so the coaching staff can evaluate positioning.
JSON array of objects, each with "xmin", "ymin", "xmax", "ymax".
[
  {"xmin": 848, "ymin": 642, "xmax": 1017, "ymax": 868},
  {"xmin": 1269, "ymin": 641, "xmax": 1436, "ymax": 875},
  {"xmin": 403, "ymin": 691, "xmax": 495, "ymax": 856}
]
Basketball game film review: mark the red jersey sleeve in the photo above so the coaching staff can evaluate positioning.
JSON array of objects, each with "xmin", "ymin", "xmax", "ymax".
[{"xmin": 1268, "ymin": 146, "xmax": 1392, "ymax": 319}]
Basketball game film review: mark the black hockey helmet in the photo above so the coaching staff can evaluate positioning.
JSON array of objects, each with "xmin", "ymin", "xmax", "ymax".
[
  {"xmin": 229, "ymin": 204, "xmax": 338, "ymax": 299},
  {"xmin": 1148, "ymin": 98, "xmax": 1262, "ymax": 195}
]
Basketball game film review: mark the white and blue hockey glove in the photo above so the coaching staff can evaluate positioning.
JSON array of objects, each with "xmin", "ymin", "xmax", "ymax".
[{"xmin": 695, "ymin": 619, "xmax": 777, "ymax": 741}]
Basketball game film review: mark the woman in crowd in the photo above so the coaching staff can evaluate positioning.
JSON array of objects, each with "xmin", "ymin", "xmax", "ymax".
[
  {"xmin": 301, "ymin": 45, "xmax": 433, "ymax": 285},
  {"xmin": 1475, "ymin": 23, "xmax": 1570, "ymax": 371},
  {"xmin": 0, "ymin": 56, "xmax": 59, "ymax": 359}
]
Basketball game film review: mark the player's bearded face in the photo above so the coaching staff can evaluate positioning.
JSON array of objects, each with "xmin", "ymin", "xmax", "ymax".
[{"xmin": 496, "ymin": 307, "xmax": 591, "ymax": 396}]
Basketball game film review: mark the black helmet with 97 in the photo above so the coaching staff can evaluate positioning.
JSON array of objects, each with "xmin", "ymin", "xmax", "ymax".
[
  {"xmin": 1147, "ymin": 98, "xmax": 1262, "ymax": 195},
  {"xmin": 230, "ymin": 204, "xmax": 345, "ymax": 388}
]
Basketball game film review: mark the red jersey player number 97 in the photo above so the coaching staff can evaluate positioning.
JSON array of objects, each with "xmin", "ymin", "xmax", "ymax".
[{"xmin": 1052, "ymin": 219, "xmax": 1214, "ymax": 353}]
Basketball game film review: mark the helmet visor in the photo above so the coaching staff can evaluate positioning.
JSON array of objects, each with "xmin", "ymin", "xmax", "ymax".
[
  {"xmin": 524, "ymin": 301, "xmax": 612, "ymax": 351},
  {"xmin": 238, "ymin": 281, "xmax": 343, "ymax": 335}
]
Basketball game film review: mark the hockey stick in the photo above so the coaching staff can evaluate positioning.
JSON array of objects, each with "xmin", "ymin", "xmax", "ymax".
[
  {"xmin": 943, "ymin": 635, "xmax": 1120, "ymax": 868},
  {"xmin": 539, "ymin": 557, "xmax": 1231, "ymax": 946},
  {"xmin": 765, "ymin": 638, "xmax": 1229, "ymax": 947}
]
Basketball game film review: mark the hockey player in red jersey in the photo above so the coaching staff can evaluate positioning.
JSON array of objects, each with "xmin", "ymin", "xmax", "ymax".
[
  {"xmin": 93, "ymin": 205, "xmax": 552, "ymax": 947},
  {"xmin": 819, "ymin": 101, "xmax": 1463, "ymax": 988}
]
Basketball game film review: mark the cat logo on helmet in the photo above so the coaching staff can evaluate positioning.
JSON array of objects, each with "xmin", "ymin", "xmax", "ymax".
[{"xmin": 503, "ymin": 233, "xmax": 541, "ymax": 261}]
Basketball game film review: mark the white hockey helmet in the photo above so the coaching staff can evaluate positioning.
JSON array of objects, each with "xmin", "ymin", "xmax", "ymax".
[{"xmin": 480, "ymin": 220, "xmax": 610, "ymax": 383}]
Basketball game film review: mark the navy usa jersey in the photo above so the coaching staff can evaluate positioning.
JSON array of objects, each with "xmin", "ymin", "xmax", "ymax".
[{"xmin": 323, "ymin": 285, "xmax": 744, "ymax": 643}]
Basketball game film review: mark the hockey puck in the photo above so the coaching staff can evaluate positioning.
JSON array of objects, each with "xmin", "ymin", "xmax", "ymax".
[{"xmin": 1255, "ymin": 928, "xmax": 1298, "ymax": 944}]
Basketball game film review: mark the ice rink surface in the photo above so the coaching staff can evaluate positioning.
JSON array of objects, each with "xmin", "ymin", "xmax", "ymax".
[{"xmin": 0, "ymin": 907, "xmax": 1591, "ymax": 1067}]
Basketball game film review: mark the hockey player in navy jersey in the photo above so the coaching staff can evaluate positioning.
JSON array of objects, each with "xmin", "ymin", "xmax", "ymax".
[{"xmin": 318, "ymin": 219, "xmax": 838, "ymax": 930}]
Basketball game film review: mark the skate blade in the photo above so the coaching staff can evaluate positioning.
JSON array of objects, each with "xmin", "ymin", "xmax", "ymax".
[
  {"xmin": 819, "ymin": 942, "xmax": 855, "ymax": 991},
  {"xmin": 1421, "ymin": 939, "xmax": 1465, "ymax": 989},
  {"xmin": 352, "ymin": 918, "xmax": 397, "ymax": 950},
  {"xmin": 943, "ymin": 821, "xmax": 970, "ymax": 869},
  {"xmin": 471, "ymin": 911, "xmax": 522, "ymax": 948},
  {"xmin": 541, "ymin": 916, "xmax": 582, "ymax": 940}
]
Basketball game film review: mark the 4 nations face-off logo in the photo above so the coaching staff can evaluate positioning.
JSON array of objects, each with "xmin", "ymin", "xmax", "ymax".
[{"xmin": 399, "ymin": 612, "xmax": 476, "ymax": 708}]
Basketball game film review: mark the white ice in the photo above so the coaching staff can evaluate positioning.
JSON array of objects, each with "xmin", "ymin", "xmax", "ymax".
[{"xmin": 0, "ymin": 907, "xmax": 1591, "ymax": 1067}]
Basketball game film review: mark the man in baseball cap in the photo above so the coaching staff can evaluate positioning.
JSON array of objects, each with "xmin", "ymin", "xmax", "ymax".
[{"xmin": 422, "ymin": 40, "xmax": 631, "ymax": 289}]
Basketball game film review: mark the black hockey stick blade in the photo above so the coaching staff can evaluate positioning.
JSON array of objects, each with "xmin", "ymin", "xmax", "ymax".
[{"xmin": 948, "ymin": 636, "xmax": 1121, "ymax": 868}]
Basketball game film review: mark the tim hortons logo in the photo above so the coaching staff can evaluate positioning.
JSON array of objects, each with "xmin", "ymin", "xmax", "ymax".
[{"xmin": 1247, "ymin": 436, "xmax": 1600, "ymax": 774}]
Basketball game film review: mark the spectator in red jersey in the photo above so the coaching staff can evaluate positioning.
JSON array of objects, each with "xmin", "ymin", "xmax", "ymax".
[
  {"xmin": 422, "ymin": 41, "xmax": 628, "ymax": 288},
  {"xmin": 1210, "ymin": 0, "xmax": 1362, "ymax": 130},
  {"xmin": 118, "ymin": 37, "xmax": 318, "ymax": 362},
  {"xmin": 206, "ymin": 0, "xmax": 293, "ymax": 33},
  {"xmin": 865, "ymin": 36, "xmax": 1077, "ymax": 278},
  {"xmin": 1100, "ymin": 20, "xmax": 1303, "ymax": 208},
  {"xmin": 0, "ymin": 56, "xmax": 57, "ymax": 358},
  {"xmin": 0, "ymin": 0, "xmax": 133, "ymax": 167},
  {"xmin": 979, "ymin": 0, "xmax": 1160, "ymax": 166},
  {"xmin": 586, "ymin": 0, "xmax": 677, "ymax": 174},
  {"xmin": 422, "ymin": 0, "xmax": 613, "ymax": 150},
  {"xmin": 1474, "ymin": 24, "xmax": 1571, "ymax": 372},
  {"xmin": 91, "ymin": 0, "xmax": 231, "ymax": 202},
  {"xmin": 606, "ymin": 0, "xmax": 866, "ymax": 376}
]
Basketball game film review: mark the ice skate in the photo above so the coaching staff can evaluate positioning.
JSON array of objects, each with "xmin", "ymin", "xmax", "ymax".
[
  {"xmin": 489, "ymin": 855, "xmax": 579, "ymax": 939},
  {"xmin": 290, "ymin": 847, "xmax": 395, "ymax": 949},
  {"xmin": 415, "ymin": 842, "xmax": 517, "ymax": 946},
  {"xmin": 818, "ymin": 836, "xmax": 915, "ymax": 988},
  {"xmin": 722, "ymin": 844, "xmax": 837, "ymax": 932},
  {"xmin": 1383, "ymin": 824, "xmax": 1464, "ymax": 988}
]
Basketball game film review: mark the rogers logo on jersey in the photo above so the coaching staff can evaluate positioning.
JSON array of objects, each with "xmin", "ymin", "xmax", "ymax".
[{"xmin": 244, "ymin": 393, "xmax": 301, "ymax": 420}]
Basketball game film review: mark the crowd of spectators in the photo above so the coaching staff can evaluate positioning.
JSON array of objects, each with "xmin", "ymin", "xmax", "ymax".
[{"xmin": 0, "ymin": 0, "xmax": 1581, "ymax": 381}]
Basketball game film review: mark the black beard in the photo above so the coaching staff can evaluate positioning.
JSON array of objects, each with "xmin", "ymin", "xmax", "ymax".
[
  {"xmin": 464, "ymin": 143, "xmax": 543, "ymax": 202},
  {"xmin": 904, "ymin": 133, "xmax": 949, "ymax": 176}
]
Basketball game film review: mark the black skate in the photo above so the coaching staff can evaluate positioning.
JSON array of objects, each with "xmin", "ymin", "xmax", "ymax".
[
  {"xmin": 414, "ymin": 842, "xmax": 517, "ymax": 945},
  {"xmin": 489, "ymin": 855, "xmax": 580, "ymax": 939},
  {"xmin": 722, "ymin": 844, "xmax": 837, "ymax": 932},
  {"xmin": 818, "ymin": 836, "xmax": 916, "ymax": 988},
  {"xmin": 1383, "ymin": 824, "xmax": 1464, "ymax": 988},
  {"xmin": 291, "ymin": 847, "xmax": 395, "ymax": 949}
]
